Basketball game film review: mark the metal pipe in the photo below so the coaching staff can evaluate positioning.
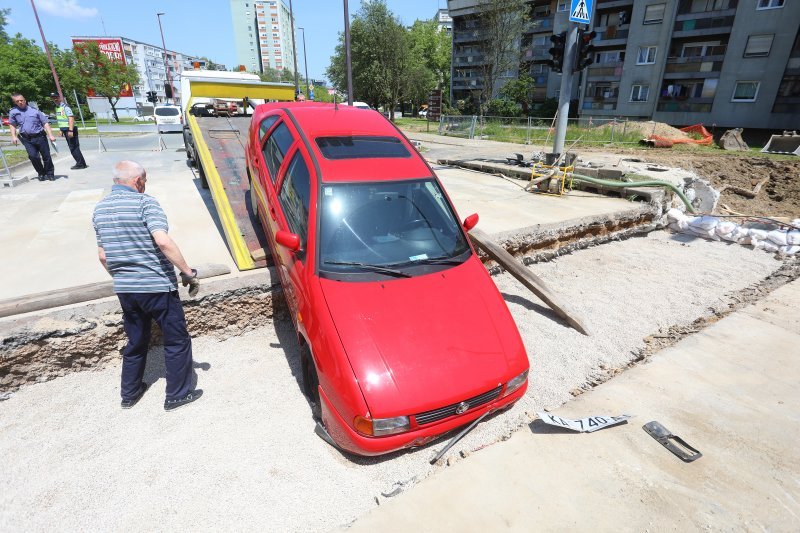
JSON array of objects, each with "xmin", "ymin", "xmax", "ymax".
[
  {"xmin": 299, "ymin": 27, "xmax": 310, "ymax": 99},
  {"xmin": 429, "ymin": 410, "xmax": 492, "ymax": 465},
  {"xmin": 343, "ymin": 0, "xmax": 353, "ymax": 105},
  {"xmin": 72, "ymin": 89, "xmax": 85, "ymax": 128},
  {"xmin": 156, "ymin": 13, "xmax": 173, "ymax": 104},
  {"xmin": 30, "ymin": 0, "xmax": 63, "ymax": 101}
]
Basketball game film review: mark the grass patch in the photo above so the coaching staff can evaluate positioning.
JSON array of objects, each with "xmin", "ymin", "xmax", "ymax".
[{"xmin": 1, "ymin": 150, "xmax": 30, "ymax": 167}]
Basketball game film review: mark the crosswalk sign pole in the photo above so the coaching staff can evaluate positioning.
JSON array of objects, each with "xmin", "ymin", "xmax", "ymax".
[{"xmin": 552, "ymin": 25, "xmax": 578, "ymax": 156}]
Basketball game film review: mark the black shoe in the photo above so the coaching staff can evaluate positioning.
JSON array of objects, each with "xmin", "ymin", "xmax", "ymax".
[
  {"xmin": 121, "ymin": 382, "xmax": 149, "ymax": 409},
  {"xmin": 46, "ymin": 175, "xmax": 55, "ymax": 181},
  {"xmin": 37, "ymin": 175, "xmax": 45, "ymax": 181},
  {"xmin": 71, "ymin": 164, "xmax": 88, "ymax": 170},
  {"xmin": 164, "ymin": 389, "xmax": 203, "ymax": 412}
]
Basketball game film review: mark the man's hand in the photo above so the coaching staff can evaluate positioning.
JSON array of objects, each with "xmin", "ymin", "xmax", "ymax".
[
  {"xmin": 11, "ymin": 137, "xmax": 18, "ymax": 146},
  {"xmin": 180, "ymin": 268, "xmax": 199, "ymax": 297},
  {"xmin": 67, "ymin": 130, "xmax": 74, "ymax": 138},
  {"xmin": 48, "ymin": 134, "xmax": 56, "ymax": 142}
]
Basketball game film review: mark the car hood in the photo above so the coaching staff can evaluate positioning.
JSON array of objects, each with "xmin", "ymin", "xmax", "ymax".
[{"xmin": 320, "ymin": 259, "xmax": 526, "ymax": 417}]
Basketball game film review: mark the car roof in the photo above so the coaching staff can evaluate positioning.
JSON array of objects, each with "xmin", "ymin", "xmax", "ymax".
[{"xmin": 254, "ymin": 102, "xmax": 431, "ymax": 183}]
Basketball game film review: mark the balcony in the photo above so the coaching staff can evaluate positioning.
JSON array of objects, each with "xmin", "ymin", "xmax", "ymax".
[
  {"xmin": 453, "ymin": 30, "xmax": 486, "ymax": 43},
  {"xmin": 594, "ymin": 26, "xmax": 629, "ymax": 47},
  {"xmin": 656, "ymin": 98, "xmax": 713, "ymax": 113},
  {"xmin": 672, "ymin": 15, "xmax": 735, "ymax": 37},
  {"xmin": 582, "ymin": 97, "xmax": 618, "ymax": 111},
  {"xmin": 586, "ymin": 62, "xmax": 624, "ymax": 79},
  {"xmin": 664, "ymin": 55, "xmax": 725, "ymax": 77},
  {"xmin": 596, "ymin": 0, "xmax": 634, "ymax": 7},
  {"xmin": 525, "ymin": 16, "xmax": 554, "ymax": 33}
]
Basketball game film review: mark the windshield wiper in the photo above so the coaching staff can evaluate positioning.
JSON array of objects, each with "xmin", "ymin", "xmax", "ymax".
[
  {"xmin": 323, "ymin": 261, "xmax": 412, "ymax": 278},
  {"xmin": 386, "ymin": 255, "xmax": 466, "ymax": 267}
]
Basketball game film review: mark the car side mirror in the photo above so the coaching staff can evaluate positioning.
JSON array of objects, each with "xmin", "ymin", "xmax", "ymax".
[
  {"xmin": 276, "ymin": 230, "xmax": 301, "ymax": 252},
  {"xmin": 463, "ymin": 213, "xmax": 479, "ymax": 231}
]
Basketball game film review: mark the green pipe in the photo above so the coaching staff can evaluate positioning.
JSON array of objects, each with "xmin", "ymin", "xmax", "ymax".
[{"xmin": 569, "ymin": 173, "xmax": 696, "ymax": 213}]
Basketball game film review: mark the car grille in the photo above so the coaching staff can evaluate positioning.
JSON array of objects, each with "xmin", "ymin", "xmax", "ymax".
[{"xmin": 414, "ymin": 385, "xmax": 503, "ymax": 426}]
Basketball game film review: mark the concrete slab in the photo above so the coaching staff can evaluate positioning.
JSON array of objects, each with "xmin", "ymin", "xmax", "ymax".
[
  {"xmin": 348, "ymin": 280, "xmax": 800, "ymax": 531},
  {"xmin": 0, "ymin": 134, "xmax": 236, "ymax": 301}
]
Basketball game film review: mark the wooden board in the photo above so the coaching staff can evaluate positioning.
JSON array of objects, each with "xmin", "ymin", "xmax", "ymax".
[{"xmin": 469, "ymin": 228, "xmax": 590, "ymax": 336}]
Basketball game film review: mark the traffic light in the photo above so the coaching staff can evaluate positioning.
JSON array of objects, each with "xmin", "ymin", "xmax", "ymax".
[
  {"xmin": 574, "ymin": 29, "xmax": 597, "ymax": 72},
  {"xmin": 547, "ymin": 31, "xmax": 567, "ymax": 73},
  {"xmin": 146, "ymin": 91, "xmax": 158, "ymax": 103},
  {"xmin": 164, "ymin": 84, "xmax": 173, "ymax": 99}
]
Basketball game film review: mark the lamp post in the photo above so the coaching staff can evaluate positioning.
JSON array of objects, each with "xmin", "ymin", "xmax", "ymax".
[
  {"xmin": 298, "ymin": 27, "xmax": 310, "ymax": 99},
  {"xmin": 343, "ymin": 0, "xmax": 353, "ymax": 105},
  {"xmin": 156, "ymin": 12, "xmax": 174, "ymax": 103},
  {"xmin": 289, "ymin": 0, "xmax": 300, "ymax": 97}
]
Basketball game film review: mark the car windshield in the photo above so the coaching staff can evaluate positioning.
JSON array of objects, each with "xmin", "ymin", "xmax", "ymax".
[
  {"xmin": 319, "ymin": 178, "xmax": 470, "ymax": 276},
  {"xmin": 155, "ymin": 107, "xmax": 180, "ymax": 116}
]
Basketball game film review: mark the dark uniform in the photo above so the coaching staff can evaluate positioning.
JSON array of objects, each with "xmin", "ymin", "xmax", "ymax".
[
  {"xmin": 9, "ymin": 104, "xmax": 54, "ymax": 179},
  {"xmin": 53, "ymin": 95, "xmax": 87, "ymax": 169}
]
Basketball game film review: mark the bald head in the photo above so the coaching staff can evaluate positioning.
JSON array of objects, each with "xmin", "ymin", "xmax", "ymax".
[{"xmin": 113, "ymin": 161, "xmax": 147, "ymax": 192}]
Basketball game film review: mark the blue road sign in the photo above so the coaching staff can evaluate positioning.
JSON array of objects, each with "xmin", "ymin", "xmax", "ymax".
[{"xmin": 569, "ymin": 0, "xmax": 593, "ymax": 24}]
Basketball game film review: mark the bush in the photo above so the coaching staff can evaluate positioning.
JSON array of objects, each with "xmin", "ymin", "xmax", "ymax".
[
  {"xmin": 486, "ymin": 98, "xmax": 522, "ymax": 117},
  {"xmin": 533, "ymin": 98, "xmax": 559, "ymax": 119}
]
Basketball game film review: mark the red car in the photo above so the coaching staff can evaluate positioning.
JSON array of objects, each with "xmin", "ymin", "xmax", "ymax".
[{"xmin": 246, "ymin": 102, "xmax": 529, "ymax": 456}]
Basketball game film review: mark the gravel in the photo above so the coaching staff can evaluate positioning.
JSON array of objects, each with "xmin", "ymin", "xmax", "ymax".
[{"xmin": 0, "ymin": 232, "xmax": 784, "ymax": 532}]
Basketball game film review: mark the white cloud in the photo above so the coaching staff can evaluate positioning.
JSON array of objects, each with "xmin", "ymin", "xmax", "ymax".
[{"xmin": 37, "ymin": 0, "xmax": 98, "ymax": 19}]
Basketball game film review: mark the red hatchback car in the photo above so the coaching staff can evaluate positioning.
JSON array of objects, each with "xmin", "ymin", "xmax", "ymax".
[{"xmin": 246, "ymin": 102, "xmax": 529, "ymax": 456}]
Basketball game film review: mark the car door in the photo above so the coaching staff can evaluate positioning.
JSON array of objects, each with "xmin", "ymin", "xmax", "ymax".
[
  {"xmin": 273, "ymin": 145, "xmax": 314, "ymax": 331},
  {"xmin": 258, "ymin": 118, "xmax": 297, "ymax": 251}
]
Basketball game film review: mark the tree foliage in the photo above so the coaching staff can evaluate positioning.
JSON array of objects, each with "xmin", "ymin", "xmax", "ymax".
[
  {"xmin": 0, "ymin": 35, "xmax": 54, "ymax": 107},
  {"xmin": 0, "ymin": 8, "xmax": 10, "ymax": 44},
  {"xmin": 74, "ymin": 41, "xmax": 140, "ymax": 122},
  {"xmin": 476, "ymin": 0, "xmax": 528, "ymax": 111},
  {"xmin": 499, "ymin": 73, "xmax": 535, "ymax": 115}
]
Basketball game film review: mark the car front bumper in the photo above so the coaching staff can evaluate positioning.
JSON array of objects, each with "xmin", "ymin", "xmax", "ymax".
[{"xmin": 319, "ymin": 381, "xmax": 528, "ymax": 457}]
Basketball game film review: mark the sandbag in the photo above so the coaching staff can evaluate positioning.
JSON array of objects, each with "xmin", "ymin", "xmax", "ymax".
[
  {"xmin": 688, "ymin": 215, "xmax": 718, "ymax": 231},
  {"xmin": 787, "ymin": 230, "xmax": 800, "ymax": 246},
  {"xmin": 767, "ymin": 230, "xmax": 789, "ymax": 246}
]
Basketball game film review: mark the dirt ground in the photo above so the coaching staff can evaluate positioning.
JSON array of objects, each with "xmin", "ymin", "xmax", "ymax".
[{"xmin": 585, "ymin": 145, "xmax": 800, "ymax": 219}]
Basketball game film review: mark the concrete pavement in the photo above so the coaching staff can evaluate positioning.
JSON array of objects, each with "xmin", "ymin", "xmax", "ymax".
[{"xmin": 349, "ymin": 279, "xmax": 800, "ymax": 531}]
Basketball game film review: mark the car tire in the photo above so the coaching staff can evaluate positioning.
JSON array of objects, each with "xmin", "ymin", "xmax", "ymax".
[
  {"xmin": 183, "ymin": 128, "xmax": 196, "ymax": 167},
  {"xmin": 301, "ymin": 344, "xmax": 322, "ymax": 421},
  {"xmin": 249, "ymin": 176, "xmax": 259, "ymax": 218},
  {"xmin": 197, "ymin": 161, "xmax": 209, "ymax": 189}
]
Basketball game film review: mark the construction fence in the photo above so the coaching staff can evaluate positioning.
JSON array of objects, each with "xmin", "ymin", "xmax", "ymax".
[{"xmin": 438, "ymin": 115, "xmax": 652, "ymax": 148}]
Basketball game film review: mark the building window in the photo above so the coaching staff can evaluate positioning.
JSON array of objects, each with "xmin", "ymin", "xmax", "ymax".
[
  {"xmin": 644, "ymin": 3, "xmax": 666, "ymax": 24},
  {"xmin": 637, "ymin": 46, "xmax": 657, "ymax": 64},
  {"xmin": 557, "ymin": 2, "xmax": 567, "ymax": 12},
  {"xmin": 732, "ymin": 81, "xmax": 760, "ymax": 102},
  {"xmin": 756, "ymin": 0, "xmax": 784, "ymax": 9},
  {"xmin": 688, "ymin": 0, "xmax": 731, "ymax": 12},
  {"xmin": 744, "ymin": 34, "xmax": 774, "ymax": 57},
  {"xmin": 630, "ymin": 85, "xmax": 650, "ymax": 102}
]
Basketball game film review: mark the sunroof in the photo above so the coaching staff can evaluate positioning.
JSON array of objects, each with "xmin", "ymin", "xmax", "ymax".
[{"xmin": 315, "ymin": 136, "xmax": 411, "ymax": 159}]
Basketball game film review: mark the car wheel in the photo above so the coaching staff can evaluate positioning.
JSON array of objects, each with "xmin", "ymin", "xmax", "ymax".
[
  {"xmin": 197, "ymin": 161, "xmax": 209, "ymax": 189},
  {"xmin": 301, "ymin": 344, "xmax": 321, "ymax": 421},
  {"xmin": 183, "ymin": 129, "xmax": 196, "ymax": 167}
]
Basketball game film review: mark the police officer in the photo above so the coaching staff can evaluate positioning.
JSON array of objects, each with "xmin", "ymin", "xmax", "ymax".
[
  {"xmin": 51, "ymin": 92, "xmax": 87, "ymax": 170},
  {"xmin": 8, "ymin": 93, "xmax": 56, "ymax": 181}
]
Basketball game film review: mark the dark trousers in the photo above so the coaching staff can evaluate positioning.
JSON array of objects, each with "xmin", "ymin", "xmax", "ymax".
[
  {"xmin": 61, "ymin": 127, "xmax": 86, "ymax": 166},
  {"xmin": 19, "ymin": 134, "xmax": 54, "ymax": 177},
  {"xmin": 118, "ymin": 291, "xmax": 193, "ymax": 401}
]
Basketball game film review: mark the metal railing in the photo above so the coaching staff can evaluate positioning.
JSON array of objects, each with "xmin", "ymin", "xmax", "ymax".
[
  {"xmin": 94, "ymin": 117, "xmax": 167, "ymax": 153},
  {"xmin": 438, "ymin": 115, "xmax": 648, "ymax": 147}
]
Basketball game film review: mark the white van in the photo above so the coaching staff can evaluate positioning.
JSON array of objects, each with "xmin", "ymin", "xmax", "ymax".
[{"xmin": 154, "ymin": 104, "xmax": 183, "ymax": 133}]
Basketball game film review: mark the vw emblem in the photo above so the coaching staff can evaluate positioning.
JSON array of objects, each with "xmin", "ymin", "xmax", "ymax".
[{"xmin": 455, "ymin": 401, "xmax": 470, "ymax": 415}]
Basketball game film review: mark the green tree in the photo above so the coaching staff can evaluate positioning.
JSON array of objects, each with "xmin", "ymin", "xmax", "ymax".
[
  {"xmin": 0, "ymin": 8, "xmax": 10, "ymax": 44},
  {"xmin": 326, "ymin": 0, "xmax": 409, "ymax": 120},
  {"xmin": 0, "ymin": 35, "xmax": 53, "ymax": 108},
  {"xmin": 73, "ymin": 41, "xmax": 140, "ymax": 122},
  {"xmin": 408, "ymin": 19, "xmax": 452, "ymax": 107},
  {"xmin": 499, "ymin": 73, "xmax": 535, "ymax": 115},
  {"xmin": 258, "ymin": 67, "xmax": 293, "ymax": 83},
  {"xmin": 476, "ymin": 0, "xmax": 528, "ymax": 112}
]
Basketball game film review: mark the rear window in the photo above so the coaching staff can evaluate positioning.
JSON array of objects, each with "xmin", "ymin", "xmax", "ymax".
[
  {"xmin": 315, "ymin": 136, "xmax": 411, "ymax": 160},
  {"xmin": 155, "ymin": 107, "xmax": 180, "ymax": 116}
]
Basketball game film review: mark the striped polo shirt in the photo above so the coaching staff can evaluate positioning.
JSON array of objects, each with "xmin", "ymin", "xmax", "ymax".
[{"xmin": 93, "ymin": 184, "xmax": 178, "ymax": 293}]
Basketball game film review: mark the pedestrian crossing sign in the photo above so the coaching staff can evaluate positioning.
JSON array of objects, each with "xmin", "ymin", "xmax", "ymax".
[{"xmin": 569, "ymin": 0, "xmax": 593, "ymax": 24}]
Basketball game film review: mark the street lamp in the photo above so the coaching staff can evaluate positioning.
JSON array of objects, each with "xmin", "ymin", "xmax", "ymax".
[
  {"xmin": 343, "ymin": 0, "xmax": 353, "ymax": 105},
  {"xmin": 30, "ymin": 0, "xmax": 63, "ymax": 101},
  {"xmin": 298, "ymin": 27, "xmax": 310, "ymax": 99},
  {"xmin": 289, "ymin": 0, "xmax": 300, "ymax": 96},
  {"xmin": 156, "ymin": 12, "xmax": 174, "ymax": 103}
]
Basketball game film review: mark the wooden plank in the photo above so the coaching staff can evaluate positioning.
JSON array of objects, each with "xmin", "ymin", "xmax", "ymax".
[
  {"xmin": 0, "ymin": 263, "xmax": 232, "ymax": 319},
  {"xmin": 469, "ymin": 228, "xmax": 590, "ymax": 336}
]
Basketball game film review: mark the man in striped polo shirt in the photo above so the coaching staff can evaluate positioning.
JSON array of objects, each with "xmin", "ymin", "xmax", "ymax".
[{"xmin": 93, "ymin": 160, "xmax": 202, "ymax": 411}]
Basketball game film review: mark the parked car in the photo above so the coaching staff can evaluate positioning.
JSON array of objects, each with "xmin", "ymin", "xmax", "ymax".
[
  {"xmin": 246, "ymin": 102, "xmax": 529, "ymax": 456},
  {"xmin": 154, "ymin": 104, "xmax": 183, "ymax": 133},
  {"xmin": 350, "ymin": 101, "xmax": 371, "ymax": 110},
  {"xmin": 1, "ymin": 116, "xmax": 9, "ymax": 126},
  {"xmin": 133, "ymin": 114, "xmax": 155, "ymax": 122}
]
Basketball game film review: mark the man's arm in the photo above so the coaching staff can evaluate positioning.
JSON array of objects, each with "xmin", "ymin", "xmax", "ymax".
[
  {"xmin": 97, "ymin": 246, "xmax": 108, "ymax": 272},
  {"xmin": 9, "ymin": 123, "xmax": 18, "ymax": 145},
  {"xmin": 67, "ymin": 115, "xmax": 75, "ymax": 136},
  {"xmin": 43, "ymin": 122, "xmax": 56, "ymax": 141},
  {"xmin": 151, "ymin": 230, "xmax": 193, "ymax": 276}
]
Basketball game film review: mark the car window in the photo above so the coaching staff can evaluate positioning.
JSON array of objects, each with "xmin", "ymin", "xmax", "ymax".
[
  {"xmin": 155, "ymin": 107, "xmax": 180, "ymax": 116},
  {"xmin": 262, "ymin": 122, "xmax": 294, "ymax": 184},
  {"xmin": 278, "ymin": 151, "xmax": 311, "ymax": 250},
  {"xmin": 315, "ymin": 136, "xmax": 411, "ymax": 159},
  {"xmin": 259, "ymin": 115, "xmax": 279, "ymax": 142}
]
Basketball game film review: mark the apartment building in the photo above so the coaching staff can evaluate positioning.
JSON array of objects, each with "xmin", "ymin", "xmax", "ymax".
[
  {"xmin": 71, "ymin": 36, "xmax": 203, "ymax": 115},
  {"xmin": 448, "ymin": 0, "xmax": 800, "ymax": 129},
  {"xmin": 230, "ymin": 0, "xmax": 296, "ymax": 77}
]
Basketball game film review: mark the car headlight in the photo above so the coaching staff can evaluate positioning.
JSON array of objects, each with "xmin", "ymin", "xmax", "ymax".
[
  {"xmin": 354, "ymin": 415, "xmax": 411, "ymax": 437},
  {"xmin": 504, "ymin": 369, "xmax": 529, "ymax": 396}
]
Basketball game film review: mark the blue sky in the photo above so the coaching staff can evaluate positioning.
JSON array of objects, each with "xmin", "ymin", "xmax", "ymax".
[{"xmin": 3, "ymin": 0, "xmax": 446, "ymax": 82}]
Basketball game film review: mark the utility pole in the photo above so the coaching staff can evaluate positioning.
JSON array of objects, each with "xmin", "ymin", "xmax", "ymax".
[
  {"xmin": 289, "ymin": 0, "xmax": 300, "ymax": 97},
  {"xmin": 299, "ymin": 27, "xmax": 310, "ymax": 98},
  {"xmin": 343, "ymin": 0, "xmax": 353, "ymax": 105},
  {"xmin": 156, "ymin": 13, "xmax": 174, "ymax": 104},
  {"xmin": 552, "ymin": 26, "xmax": 577, "ymax": 156},
  {"xmin": 30, "ymin": 0, "xmax": 63, "ymax": 101}
]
